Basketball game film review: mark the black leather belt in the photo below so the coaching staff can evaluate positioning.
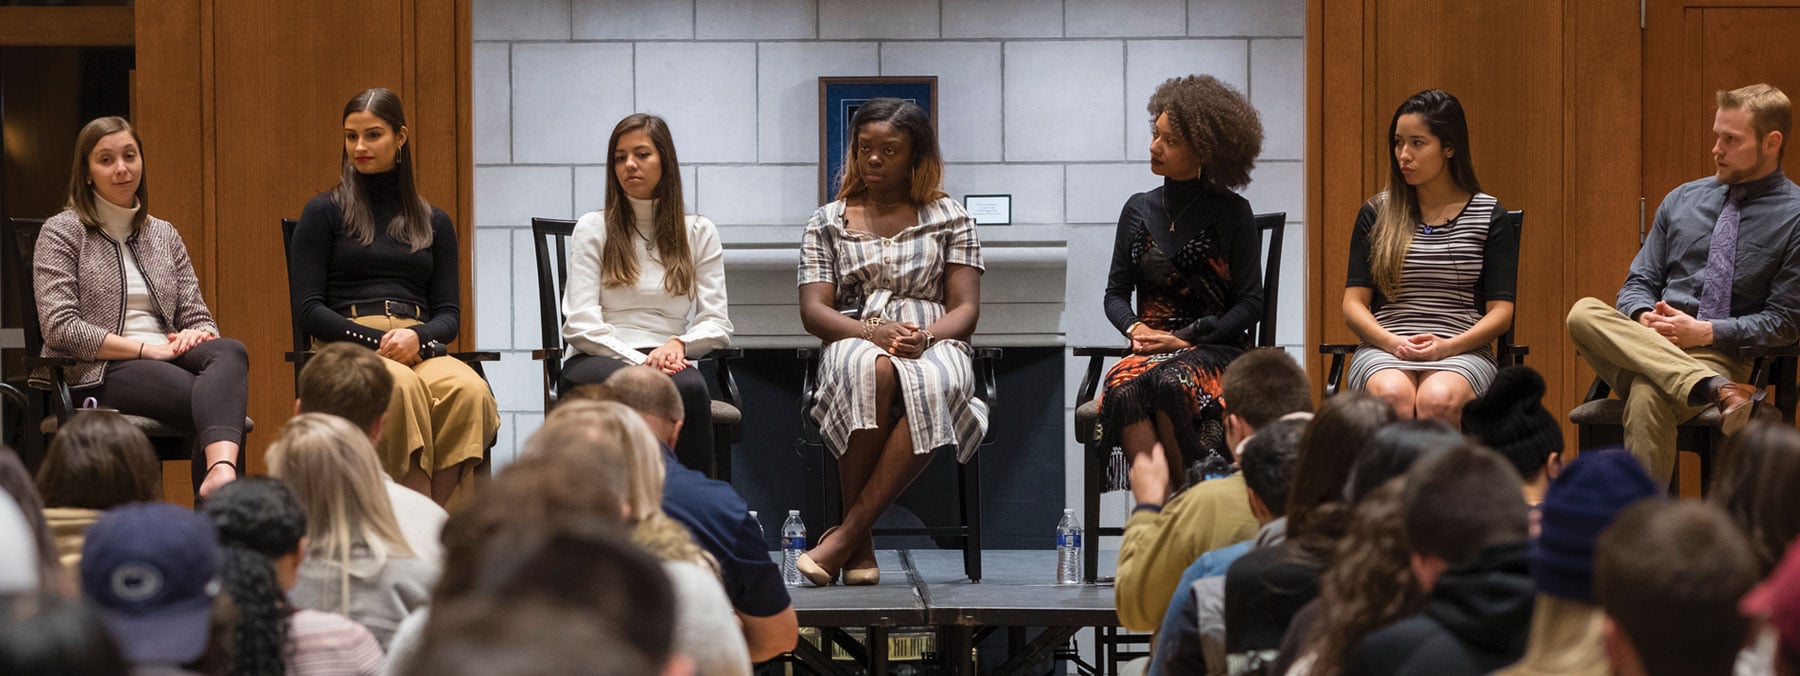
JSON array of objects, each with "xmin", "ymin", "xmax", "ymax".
[{"xmin": 346, "ymin": 300, "xmax": 423, "ymax": 320}]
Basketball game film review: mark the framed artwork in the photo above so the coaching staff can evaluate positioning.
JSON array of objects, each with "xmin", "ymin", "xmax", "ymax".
[{"xmin": 818, "ymin": 76, "xmax": 938, "ymax": 203}]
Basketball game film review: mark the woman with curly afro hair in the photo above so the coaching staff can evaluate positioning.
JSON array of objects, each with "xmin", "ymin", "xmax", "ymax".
[
  {"xmin": 1342, "ymin": 89, "xmax": 1515, "ymax": 424},
  {"xmin": 1097, "ymin": 74, "xmax": 1265, "ymax": 495}
]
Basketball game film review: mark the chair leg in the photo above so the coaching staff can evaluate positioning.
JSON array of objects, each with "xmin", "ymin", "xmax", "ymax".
[
  {"xmin": 959, "ymin": 454, "xmax": 982, "ymax": 583},
  {"xmin": 1083, "ymin": 440, "xmax": 1103, "ymax": 583},
  {"xmin": 712, "ymin": 422, "xmax": 734, "ymax": 484}
]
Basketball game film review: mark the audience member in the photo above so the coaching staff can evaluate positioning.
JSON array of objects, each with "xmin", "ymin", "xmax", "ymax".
[
  {"xmin": 296, "ymin": 341, "xmax": 448, "ymax": 563},
  {"xmin": 570, "ymin": 366, "xmax": 798, "ymax": 661},
  {"xmin": 0, "ymin": 592, "xmax": 129, "ymax": 676},
  {"xmin": 1, "ymin": 450, "xmax": 62, "ymax": 594},
  {"xmin": 1462, "ymin": 365, "xmax": 1564, "ymax": 512},
  {"xmin": 1152, "ymin": 417, "xmax": 1306, "ymax": 674},
  {"xmin": 34, "ymin": 411, "xmax": 159, "ymax": 582},
  {"xmin": 531, "ymin": 400, "xmax": 750, "ymax": 675},
  {"xmin": 0, "ymin": 493, "xmax": 40, "ymax": 595},
  {"xmin": 403, "ymin": 599, "xmax": 661, "ymax": 676},
  {"xmin": 1496, "ymin": 449, "xmax": 1661, "ymax": 676},
  {"xmin": 81, "ymin": 502, "xmax": 234, "ymax": 675},
  {"xmin": 1285, "ymin": 479, "xmax": 1419, "ymax": 676},
  {"xmin": 1741, "ymin": 535, "xmax": 1800, "ymax": 676},
  {"xmin": 1597, "ymin": 501, "xmax": 1759, "ymax": 676},
  {"xmin": 268, "ymin": 413, "xmax": 436, "ymax": 648},
  {"xmin": 415, "ymin": 520, "xmax": 686, "ymax": 676},
  {"xmin": 1711, "ymin": 419, "xmax": 1800, "ymax": 574},
  {"xmin": 1344, "ymin": 443, "xmax": 1532, "ymax": 675},
  {"xmin": 1117, "ymin": 347, "xmax": 1312, "ymax": 632},
  {"xmin": 205, "ymin": 477, "xmax": 384, "ymax": 676}
]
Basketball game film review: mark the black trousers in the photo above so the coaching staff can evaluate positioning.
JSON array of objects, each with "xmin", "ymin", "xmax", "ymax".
[
  {"xmin": 562, "ymin": 353, "xmax": 716, "ymax": 475},
  {"xmin": 78, "ymin": 338, "xmax": 249, "ymax": 491}
]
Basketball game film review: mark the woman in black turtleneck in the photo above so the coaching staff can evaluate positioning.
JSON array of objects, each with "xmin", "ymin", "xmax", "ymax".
[
  {"xmin": 290, "ymin": 88, "xmax": 498, "ymax": 507},
  {"xmin": 1098, "ymin": 75, "xmax": 1266, "ymax": 498}
]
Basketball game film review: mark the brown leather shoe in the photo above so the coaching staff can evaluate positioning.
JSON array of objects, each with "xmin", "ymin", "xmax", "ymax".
[{"xmin": 1716, "ymin": 382, "xmax": 1761, "ymax": 435}]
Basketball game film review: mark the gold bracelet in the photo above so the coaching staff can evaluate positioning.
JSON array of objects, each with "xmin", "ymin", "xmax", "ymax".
[
  {"xmin": 1125, "ymin": 321, "xmax": 1145, "ymax": 337},
  {"xmin": 861, "ymin": 315, "xmax": 888, "ymax": 341}
]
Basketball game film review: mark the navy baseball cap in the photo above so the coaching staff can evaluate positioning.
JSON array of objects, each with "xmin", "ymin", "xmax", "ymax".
[{"xmin": 80, "ymin": 502, "xmax": 220, "ymax": 665}]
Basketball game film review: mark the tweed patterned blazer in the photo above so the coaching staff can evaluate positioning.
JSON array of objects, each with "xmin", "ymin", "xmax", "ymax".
[{"xmin": 32, "ymin": 209, "xmax": 218, "ymax": 389}]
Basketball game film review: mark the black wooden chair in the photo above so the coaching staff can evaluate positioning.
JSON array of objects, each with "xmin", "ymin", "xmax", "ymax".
[
  {"xmin": 1069, "ymin": 211, "xmax": 1286, "ymax": 583},
  {"xmin": 796, "ymin": 335, "xmax": 995, "ymax": 583},
  {"xmin": 7, "ymin": 217, "xmax": 252, "ymax": 493},
  {"xmin": 279, "ymin": 218, "xmax": 500, "ymax": 474},
  {"xmin": 527, "ymin": 217, "xmax": 744, "ymax": 482},
  {"xmin": 1569, "ymin": 346, "xmax": 1799, "ymax": 494},
  {"xmin": 1318, "ymin": 209, "xmax": 1530, "ymax": 397}
]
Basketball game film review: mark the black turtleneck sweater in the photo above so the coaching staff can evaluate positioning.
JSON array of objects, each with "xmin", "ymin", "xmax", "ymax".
[
  {"xmin": 291, "ymin": 170, "xmax": 462, "ymax": 350},
  {"xmin": 1102, "ymin": 177, "xmax": 1264, "ymax": 345}
]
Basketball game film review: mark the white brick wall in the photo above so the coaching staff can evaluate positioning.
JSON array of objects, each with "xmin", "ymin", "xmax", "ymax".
[{"xmin": 470, "ymin": 1, "xmax": 1309, "ymax": 517}]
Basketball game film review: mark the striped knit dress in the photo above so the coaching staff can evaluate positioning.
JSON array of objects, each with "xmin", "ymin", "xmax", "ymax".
[
  {"xmin": 1345, "ymin": 192, "xmax": 1514, "ymax": 393},
  {"xmin": 797, "ymin": 197, "xmax": 989, "ymax": 463}
]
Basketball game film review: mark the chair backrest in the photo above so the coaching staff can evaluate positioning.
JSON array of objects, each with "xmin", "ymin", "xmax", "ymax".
[
  {"xmin": 1253, "ymin": 212, "xmax": 1286, "ymax": 348},
  {"xmin": 1496, "ymin": 210, "xmax": 1525, "ymax": 361},
  {"xmin": 530, "ymin": 217, "xmax": 579, "ymax": 385},
  {"xmin": 279, "ymin": 218, "xmax": 310, "ymax": 358},
  {"xmin": 4, "ymin": 218, "xmax": 48, "ymax": 358}
]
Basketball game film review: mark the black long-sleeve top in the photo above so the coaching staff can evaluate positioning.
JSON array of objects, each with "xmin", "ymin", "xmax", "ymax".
[
  {"xmin": 1103, "ymin": 177, "xmax": 1264, "ymax": 345},
  {"xmin": 291, "ymin": 170, "xmax": 462, "ymax": 348}
]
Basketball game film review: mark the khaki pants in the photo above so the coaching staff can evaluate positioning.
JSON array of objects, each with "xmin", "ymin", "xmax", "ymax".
[
  {"xmin": 343, "ymin": 315, "xmax": 500, "ymax": 481},
  {"xmin": 1566, "ymin": 297, "xmax": 1748, "ymax": 484}
]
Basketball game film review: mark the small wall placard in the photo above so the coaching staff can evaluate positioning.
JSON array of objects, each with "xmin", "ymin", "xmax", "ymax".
[{"xmin": 963, "ymin": 194, "xmax": 1011, "ymax": 225}]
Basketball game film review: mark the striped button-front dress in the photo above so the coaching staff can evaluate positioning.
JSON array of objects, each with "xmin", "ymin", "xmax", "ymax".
[
  {"xmin": 1346, "ymin": 192, "xmax": 1512, "ymax": 393},
  {"xmin": 797, "ymin": 197, "xmax": 989, "ymax": 462}
]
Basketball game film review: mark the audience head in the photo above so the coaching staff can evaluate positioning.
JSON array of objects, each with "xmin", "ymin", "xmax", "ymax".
[
  {"xmin": 80, "ymin": 502, "xmax": 221, "ymax": 668},
  {"xmin": 1711, "ymin": 419, "xmax": 1800, "ymax": 574},
  {"xmin": 1371, "ymin": 89, "xmax": 1481, "ymax": 295},
  {"xmin": 1532, "ymin": 449, "xmax": 1660, "ymax": 604},
  {"xmin": 0, "ymin": 493, "xmax": 40, "ymax": 595},
  {"xmin": 35, "ymin": 411, "xmax": 160, "ymax": 509},
  {"xmin": 203, "ymin": 477, "xmax": 307, "ymax": 676},
  {"xmin": 565, "ymin": 365, "xmax": 686, "ymax": 445},
  {"xmin": 1219, "ymin": 347, "xmax": 1315, "ymax": 449},
  {"xmin": 1402, "ymin": 443, "xmax": 1527, "ymax": 589},
  {"xmin": 67, "ymin": 115, "xmax": 148, "ymax": 228},
  {"xmin": 1238, "ymin": 417, "xmax": 1306, "ymax": 523},
  {"xmin": 430, "ymin": 519, "xmax": 680, "ymax": 674},
  {"xmin": 1344, "ymin": 418, "xmax": 1462, "ymax": 505},
  {"xmin": 1461, "ymin": 365, "xmax": 1562, "ymax": 484},
  {"xmin": 295, "ymin": 341, "xmax": 393, "ymax": 436},
  {"xmin": 0, "ymin": 450, "xmax": 60, "ymax": 592},
  {"xmin": 436, "ymin": 450, "xmax": 627, "ymax": 605},
  {"xmin": 405, "ymin": 599, "xmax": 662, "ymax": 676},
  {"xmin": 266, "ymin": 413, "xmax": 413, "ymax": 581},
  {"xmin": 603, "ymin": 113, "xmax": 696, "ymax": 296},
  {"xmin": 1742, "ymin": 536, "xmax": 1800, "ymax": 675},
  {"xmin": 1304, "ymin": 478, "xmax": 1423, "ymax": 676},
  {"xmin": 1287, "ymin": 390, "xmax": 1397, "ymax": 537},
  {"xmin": 531, "ymin": 400, "xmax": 666, "ymax": 520},
  {"xmin": 1146, "ymin": 74, "xmax": 1263, "ymax": 191},
  {"xmin": 0, "ymin": 592, "xmax": 129, "ymax": 676},
  {"xmin": 1715, "ymin": 83, "xmax": 1789, "ymax": 167},
  {"xmin": 835, "ymin": 97, "xmax": 945, "ymax": 204},
  {"xmin": 1597, "ymin": 501, "xmax": 1759, "ymax": 676}
]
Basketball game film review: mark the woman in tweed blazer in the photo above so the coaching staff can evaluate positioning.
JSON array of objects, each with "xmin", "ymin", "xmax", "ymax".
[{"xmin": 33, "ymin": 116, "xmax": 248, "ymax": 498}]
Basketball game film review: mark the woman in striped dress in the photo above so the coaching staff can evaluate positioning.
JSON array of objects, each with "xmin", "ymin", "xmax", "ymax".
[
  {"xmin": 794, "ymin": 98, "xmax": 985, "ymax": 586},
  {"xmin": 1343, "ymin": 89, "xmax": 1517, "ymax": 424}
]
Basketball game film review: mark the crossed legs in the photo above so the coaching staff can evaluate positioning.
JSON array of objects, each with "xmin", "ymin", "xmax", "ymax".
[{"xmin": 805, "ymin": 355, "xmax": 934, "ymax": 580}]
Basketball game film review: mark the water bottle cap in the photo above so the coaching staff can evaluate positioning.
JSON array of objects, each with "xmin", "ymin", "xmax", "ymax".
[
  {"xmin": 1063, "ymin": 508, "xmax": 1075, "ymax": 515},
  {"xmin": 787, "ymin": 509, "xmax": 800, "ymax": 516}
]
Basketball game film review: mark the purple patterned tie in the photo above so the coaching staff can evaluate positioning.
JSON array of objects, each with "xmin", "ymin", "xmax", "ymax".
[{"xmin": 1699, "ymin": 186, "xmax": 1745, "ymax": 320}]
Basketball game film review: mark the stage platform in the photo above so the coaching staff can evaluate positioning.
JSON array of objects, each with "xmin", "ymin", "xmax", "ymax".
[{"xmin": 778, "ymin": 549, "xmax": 1126, "ymax": 676}]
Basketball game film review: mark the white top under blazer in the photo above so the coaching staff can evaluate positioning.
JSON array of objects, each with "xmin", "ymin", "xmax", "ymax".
[{"xmin": 561, "ymin": 196, "xmax": 733, "ymax": 363}]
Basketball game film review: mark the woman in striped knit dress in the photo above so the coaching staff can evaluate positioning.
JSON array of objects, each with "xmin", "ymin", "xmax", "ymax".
[{"xmin": 1343, "ymin": 89, "xmax": 1517, "ymax": 424}]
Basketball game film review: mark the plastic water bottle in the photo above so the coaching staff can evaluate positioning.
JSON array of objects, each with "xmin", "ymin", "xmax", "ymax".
[
  {"xmin": 1056, "ymin": 509, "xmax": 1082, "ymax": 585},
  {"xmin": 781, "ymin": 510, "xmax": 807, "ymax": 586},
  {"xmin": 749, "ymin": 510, "xmax": 764, "ymax": 539}
]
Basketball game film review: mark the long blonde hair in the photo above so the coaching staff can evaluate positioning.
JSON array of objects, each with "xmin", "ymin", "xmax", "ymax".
[
  {"xmin": 266, "ymin": 413, "xmax": 415, "ymax": 611},
  {"xmin": 1368, "ymin": 89, "xmax": 1483, "ymax": 296},
  {"xmin": 601, "ymin": 114, "xmax": 695, "ymax": 296}
]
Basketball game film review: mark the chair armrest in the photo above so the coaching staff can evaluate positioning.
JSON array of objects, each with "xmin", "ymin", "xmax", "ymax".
[
  {"xmin": 1740, "ymin": 345, "xmax": 1800, "ymax": 359},
  {"xmin": 1506, "ymin": 345, "xmax": 1530, "ymax": 356},
  {"xmin": 796, "ymin": 348, "xmax": 821, "ymax": 409},
  {"xmin": 972, "ymin": 347, "xmax": 1003, "ymax": 360},
  {"xmin": 1318, "ymin": 343, "xmax": 1358, "ymax": 355},
  {"xmin": 1072, "ymin": 346, "xmax": 1131, "ymax": 358},
  {"xmin": 284, "ymin": 350, "xmax": 316, "ymax": 364},
  {"xmin": 530, "ymin": 347, "xmax": 563, "ymax": 362},
  {"xmin": 1071, "ymin": 346, "xmax": 1130, "ymax": 407},
  {"xmin": 696, "ymin": 346, "xmax": 744, "ymax": 361},
  {"xmin": 452, "ymin": 351, "xmax": 501, "ymax": 362},
  {"xmin": 1583, "ymin": 375, "xmax": 1612, "ymax": 402},
  {"xmin": 21, "ymin": 356, "xmax": 77, "ymax": 369}
]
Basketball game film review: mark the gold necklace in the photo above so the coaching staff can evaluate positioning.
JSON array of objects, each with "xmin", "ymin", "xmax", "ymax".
[{"xmin": 1161, "ymin": 191, "xmax": 1204, "ymax": 232}]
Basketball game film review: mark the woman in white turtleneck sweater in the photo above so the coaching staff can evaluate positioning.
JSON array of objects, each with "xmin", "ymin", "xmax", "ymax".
[
  {"xmin": 560, "ymin": 113, "xmax": 733, "ymax": 472},
  {"xmin": 32, "ymin": 117, "xmax": 249, "ymax": 498}
]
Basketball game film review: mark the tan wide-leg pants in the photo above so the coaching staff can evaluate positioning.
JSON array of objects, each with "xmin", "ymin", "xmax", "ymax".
[
  {"xmin": 1565, "ymin": 297, "xmax": 1748, "ymax": 484},
  {"xmin": 347, "ymin": 315, "xmax": 501, "ymax": 481}
]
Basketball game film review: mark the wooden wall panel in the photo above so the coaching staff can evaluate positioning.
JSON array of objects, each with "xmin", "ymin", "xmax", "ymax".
[
  {"xmin": 1310, "ymin": 0, "xmax": 1643, "ymax": 438},
  {"xmin": 133, "ymin": 0, "xmax": 473, "ymax": 479}
]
